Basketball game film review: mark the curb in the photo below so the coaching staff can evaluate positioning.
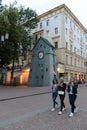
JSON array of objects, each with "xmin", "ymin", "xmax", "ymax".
[{"xmin": 0, "ymin": 91, "xmax": 51, "ymax": 102}]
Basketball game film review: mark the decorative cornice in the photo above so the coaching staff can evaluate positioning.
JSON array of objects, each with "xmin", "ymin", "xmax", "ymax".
[{"xmin": 38, "ymin": 4, "xmax": 87, "ymax": 32}]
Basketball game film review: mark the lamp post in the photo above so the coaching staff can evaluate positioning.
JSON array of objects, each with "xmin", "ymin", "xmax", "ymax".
[
  {"xmin": 84, "ymin": 61, "xmax": 87, "ymax": 82},
  {"xmin": 0, "ymin": 33, "xmax": 9, "ymax": 42},
  {"xmin": 0, "ymin": 33, "xmax": 9, "ymax": 85}
]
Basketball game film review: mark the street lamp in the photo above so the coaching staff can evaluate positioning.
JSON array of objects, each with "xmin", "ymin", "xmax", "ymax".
[
  {"xmin": 0, "ymin": 33, "xmax": 9, "ymax": 85},
  {"xmin": 0, "ymin": 32, "xmax": 9, "ymax": 65},
  {"xmin": 57, "ymin": 67, "xmax": 60, "ymax": 72},
  {"xmin": 84, "ymin": 61, "xmax": 87, "ymax": 82},
  {"xmin": 0, "ymin": 33, "xmax": 9, "ymax": 42}
]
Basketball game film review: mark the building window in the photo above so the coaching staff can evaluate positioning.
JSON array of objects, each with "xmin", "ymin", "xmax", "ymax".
[
  {"xmin": 40, "ymin": 23, "xmax": 42, "ymax": 28},
  {"xmin": 39, "ymin": 33, "xmax": 42, "ymax": 38},
  {"xmin": 74, "ymin": 24, "xmax": 75, "ymax": 30},
  {"xmin": 66, "ymin": 55, "xmax": 68, "ymax": 64},
  {"xmin": 81, "ymin": 61, "xmax": 83, "ymax": 67},
  {"xmin": 77, "ymin": 49, "xmax": 79, "ymax": 53},
  {"xmin": 65, "ymin": 28, "xmax": 68, "ymax": 35},
  {"xmin": 70, "ymin": 21, "xmax": 72, "ymax": 28},
  {"xmin": 77, "ymin": 38, "xmax": 79, "ymax": 44},
  {"xmin": 40, "ymin": 44, "xmax": 42, "ymax": 47},
  {"xmin": 41, "ymin": 75, "xmax": 44, "ymax": 79},
  {"xmin": 81, "ymin": 50, "xmax": 82, "ymax": 56},
  {"xmin": 85, "ymin": 37, "xmax": 87, "ymax": 42},
  {"xmin": 66, "ymin": 42, "xmax": 68, "ymax": 49},
  {"xmin": 55, "ymin": 27, "xmax": 58, "ymax": 34},
  {"xmin": 86, "ymin": 45, "xmax": 87, "ymax": 50},
  {"xmin": 70, "ymin": 44, "xmax": 72, "ymax": 51},
  {"xmin": 70, "ymin": 30, "xmax": 73, "ymax": 40},
  {"xmin": 46, "ymin": 30, "xmax": 50, "ymax": 37},
  {"xmin": 74, "ymin": 58, "xmax": 76, "ymax": 66},
  {"xmin": 77, "ymin": 28, "xmax": 79, "ymax": 34},
  {"xmin": 74, "ymin": 47, "xmax": 76, "ymax": 53},
  {"xmin": 65, "ymin": 16, "xmax": 68, "ymax": 23},
  {"xmin": 74, "ymin": 35, "xmax": 76, "ymax": 41},
  {"xmin": 54, "ymin": 42, "xmax": 58, "ymax": 48},
  {"xmin": 70, "ymin": 73, "xmax": 73, "ymax": 77},
  {"xmin": 70, "ymin": 57, "xmax": 72, "ymax": 65},
  {"xmin": 78, "ymin": 60, "xmax": 79, "ymax": 67},
  {"xmin": 30, "ymin": 69, "xmax": 32, "ymax": 72},
  {"xmin": 46, "ymin": 20, "xmax": 49, "ymax": 26},
  {"xmin": 55, "ymin": 16, "xmax": 58, "ymax": 20},
  {"xmin": 46, "ymin": 68, "xmax": 48, "ymax": 71}
]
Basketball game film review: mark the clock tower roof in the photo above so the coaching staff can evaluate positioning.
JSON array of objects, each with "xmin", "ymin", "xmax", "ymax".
[{"xmin": 33, "ymin": 37, "xmax": 54, "ymax": 50}]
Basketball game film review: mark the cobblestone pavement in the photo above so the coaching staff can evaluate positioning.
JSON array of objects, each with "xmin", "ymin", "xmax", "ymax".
[
  {"xmin": 1, "ymin": 107, "xmax": 87, "ymax": 130},
  {"xmin": 0, "ymin": 84, "xmax": 87, "ymax": 130}
]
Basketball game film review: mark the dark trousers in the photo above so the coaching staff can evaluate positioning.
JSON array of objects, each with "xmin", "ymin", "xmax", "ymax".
[
  {"xmin": 59, "ymin": 94, "xmax": 65, "ymax": 111},
  {"xmin": 52, "ymin": 92, "xmax": 58, "ymax": 108},
  {"xmin": 69, "ymin": 94, "xmax": 77, "ymax": 113}
]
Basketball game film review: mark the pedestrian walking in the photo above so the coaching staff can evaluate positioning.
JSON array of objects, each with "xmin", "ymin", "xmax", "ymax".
[
  {"xmin": 51, "ymin": 79, "xmax": 58, "ymax": 111},
  {"xmin": 67, "ymin": 77, "xmax": 78, "ymax": 117},
  {"xmin": 58, "ymin": 77, "xmax": 66, "ymax": 115}
]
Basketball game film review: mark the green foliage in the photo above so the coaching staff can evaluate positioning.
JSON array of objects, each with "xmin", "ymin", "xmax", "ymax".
[
  {"xmin": 0, "ymin": 1, "xmax": 39, "ymax": 69},
  {"xmin": 0, "ymin": 42, "xmax": 12, "ymax": 67},
  {"xmin": 18, "ymin": 6, "xmax": 39, "ymax": 28},
  {"xmin": 0, "ymin": 15, "xmax": 10, "ymax": 34}
]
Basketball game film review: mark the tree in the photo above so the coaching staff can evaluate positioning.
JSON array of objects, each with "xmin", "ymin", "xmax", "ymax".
[
  {"xmin": 0, "ymin": 1, "xmax": 39, "ymax": 85},
  {"xmin": 18, "ymin": 6, "xmax": 39, "ymax": 48}
]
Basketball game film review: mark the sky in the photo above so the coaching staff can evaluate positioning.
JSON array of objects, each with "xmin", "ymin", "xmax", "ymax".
[{"xmin": 2, "ymin": 0, "xmax": 87, "ymax": 28}]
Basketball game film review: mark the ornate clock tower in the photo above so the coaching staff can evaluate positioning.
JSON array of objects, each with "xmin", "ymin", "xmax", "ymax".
[{"xmin": 28, "ymin": 37, "xmax": 57, "ymax": 87}]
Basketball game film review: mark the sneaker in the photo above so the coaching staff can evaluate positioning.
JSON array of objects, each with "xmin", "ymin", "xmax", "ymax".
[
  {"xmin": 69, "ymin": 112, "xmax": 74, "ymax": 117},
  {"xmin": 74, "ymin": 107, "xmax": 78, "ymax": 113},
  {"xmin": 58, "ymin": 111, "xmax": 62, "ymax": 115},
  {"xmin": 62, "ymin": 108, "xmax": 66, "ymax": 111},
  {"xmin": 51, "ymin": 108, "xmax": 55, "ymax": 111}
]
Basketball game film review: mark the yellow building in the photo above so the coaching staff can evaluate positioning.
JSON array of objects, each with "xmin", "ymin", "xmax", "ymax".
[{"xmin": 6, "ymin": 52, "xmax": 32, "ymax": 86}]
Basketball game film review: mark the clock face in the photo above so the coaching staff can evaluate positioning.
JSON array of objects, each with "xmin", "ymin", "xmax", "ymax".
[{"xmin": 38, "ymin": 52, "xmax": 44, "ymax": 59}]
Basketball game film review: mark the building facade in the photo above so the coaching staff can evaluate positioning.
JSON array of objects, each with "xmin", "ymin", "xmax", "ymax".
[
  {"xmin": 6, "ymin": 52, "xmax": 32, "ymax": 86},
  {"xmin": 31, "ymin": 4, "xmax": 87, "ymax": 82}
]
